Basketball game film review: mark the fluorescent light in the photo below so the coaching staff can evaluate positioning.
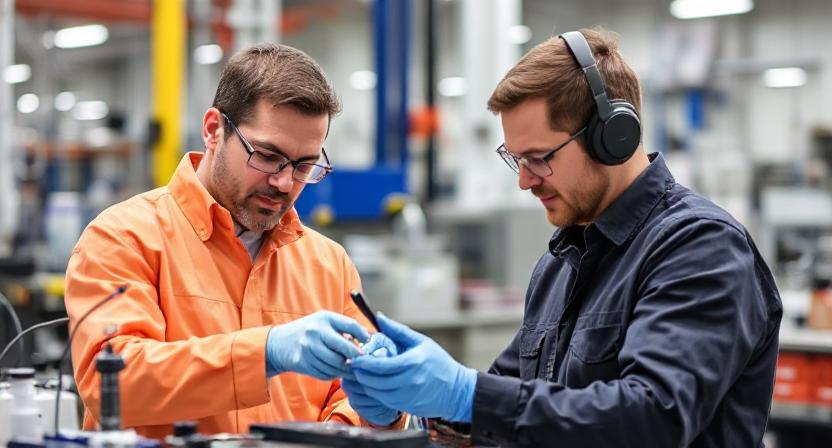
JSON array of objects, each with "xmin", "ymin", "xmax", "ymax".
[
  {"xmin": 84, "ymin": 127, "xmax": 115, "ymax": 147},
  {"xmin": 72, "ymin": 100, "xmax": 109, "ymax": 120},
  {"xmin": 507, "ymin": 25, "xmax": 532, "ymax": 45},
  {"xmin": 17, "ymin": 93, "xmax": 40, "ymax": 114},
  {"xmin": 193, "ymin": 44, "xmax": 223, "ymax": 65},
  {"xmin": 42, "ymin": 31, "xmax": 55, "ymax": 49},
  {"xmin": 349, "ymin": 70, "xmax": 377, "ymax": 91},
  {"xmin": 54, "ymin": 91, "xmax": 76, "ymax": 111},
  {"xmin": 763, "ymin": 67, "xmax": 807, "ymax": 88},
  {"xmin": 438, "ymin": 77, "xmax": 468, "ymax": 97},
  {"xmin": 3, "ymin": 64, "xmax": 31, "ymax": 84},
  {"xmin": 54, "ymin": 24, "xmax": 109, "ymax": 49},
  {"xmin": 670, "ymin": 0, "xmax": 753, "ymax": 19}
]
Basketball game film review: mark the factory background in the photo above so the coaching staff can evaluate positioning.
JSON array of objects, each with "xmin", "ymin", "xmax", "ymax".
[{"xmin": 1, "ymin": 0, "xmax": 832, "ymax": 445}]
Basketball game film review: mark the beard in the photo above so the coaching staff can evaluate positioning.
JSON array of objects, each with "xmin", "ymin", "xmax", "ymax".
[
  {"xmin": 210, "ymin": 146, "xmax": 292, "ymax": 232},
  {"xmin": 533, "ymin": 166, "xmax": 609, "ymax": 228}
]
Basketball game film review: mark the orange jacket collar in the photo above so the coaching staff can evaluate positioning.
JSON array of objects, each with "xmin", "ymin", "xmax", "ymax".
[{"xmin": 169, "ymin": 152, "xmax": 304, "ymax": 246}]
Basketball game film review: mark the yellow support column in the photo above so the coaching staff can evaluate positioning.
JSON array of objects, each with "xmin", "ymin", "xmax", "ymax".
[{"xmin": 152, "ymin": 0, "xmax": 185, "ymax": 187}]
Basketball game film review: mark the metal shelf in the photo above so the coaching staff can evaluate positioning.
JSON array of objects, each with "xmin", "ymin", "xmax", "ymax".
[
  {"xmin": 401, "ymin": 307, "xmax": 524, "ymax": 331},
  {"xmin": 770, "ymin": 403, "xmax": 832, "ymax": 428},
  {"xmin": 780, "ymin": 327, "xmax": 832, "ymax": 354}
]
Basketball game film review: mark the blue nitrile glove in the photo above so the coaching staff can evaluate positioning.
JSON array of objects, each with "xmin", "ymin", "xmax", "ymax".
[
  {"xmin": 362, "ymin": 332, "xmax": 398, "ymax": 358},
  {"xmin": 350, "ymin": 314, "xmax": 477, "ymax": 423},
  {"xmin": 266, "ymin": 311, "xmax": 370, "ymax": 380},
  {"xmin": 342, "ymin": 333, "xmax": 402, "ymax": 426}
]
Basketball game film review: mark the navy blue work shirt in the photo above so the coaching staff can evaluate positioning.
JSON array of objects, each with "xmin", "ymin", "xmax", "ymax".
[{"xmin": 471, "ymin": 153, "xmax": 782, "ymax": 447}]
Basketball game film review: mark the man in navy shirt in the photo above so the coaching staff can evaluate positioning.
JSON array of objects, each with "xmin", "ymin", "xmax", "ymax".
[{"xmin": 347, "ymin": 28, "xmax": 782, "ymax": 447}]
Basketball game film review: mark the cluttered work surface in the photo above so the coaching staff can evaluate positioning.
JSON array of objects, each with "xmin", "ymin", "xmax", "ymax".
[
  {"xmin": 4, "ymin": 420, "xmax": 470, "ymax": 448},
  {"xmin": 250, "ymin": 420, "xmax": 462, "ymax": 447}
]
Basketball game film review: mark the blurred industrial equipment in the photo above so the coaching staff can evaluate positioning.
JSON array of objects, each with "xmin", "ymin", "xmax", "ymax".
[
  {"xmin": 2, "ymin": 0, "xmax": 832, "ymax": 445},
  {"xmin": 345, "ymin": 201, "xmax": 459, "ymax": 322}
]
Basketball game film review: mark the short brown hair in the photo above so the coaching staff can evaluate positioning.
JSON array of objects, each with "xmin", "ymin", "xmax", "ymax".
[
  {"xmin": 212, "ymin": 43, "xmax": 342, "ymax": 137},
  {"xmin": 487, "ymin": 28, "xmax": 641, "ymax": 133}
]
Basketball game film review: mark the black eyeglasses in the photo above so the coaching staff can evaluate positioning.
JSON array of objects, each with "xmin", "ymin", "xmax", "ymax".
[
  {"xmin": 221, "ymin": 113, "xmax": 332, "ymax": 184},
  {"xmin": 496, "ymin": 126, "xmax": 587, "ymax": 178}
]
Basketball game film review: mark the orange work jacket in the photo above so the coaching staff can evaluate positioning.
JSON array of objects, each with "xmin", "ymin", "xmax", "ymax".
[{"xmin": 65, "ymin": 152, "xmax": 376, "ymax": 439}]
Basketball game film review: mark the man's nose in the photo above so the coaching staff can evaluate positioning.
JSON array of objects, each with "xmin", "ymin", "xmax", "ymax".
[
  {"xmin": 518, "ymin": 164, "xmax": 542, "ymax": 190},
  {"xmin": 269, "ymin": 165, "xmax": 295, "ymax": 193}
]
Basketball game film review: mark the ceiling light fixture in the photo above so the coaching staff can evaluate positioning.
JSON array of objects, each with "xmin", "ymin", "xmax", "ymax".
[
  {"xmin": 507, "ymin": 25, "xmax": 532, "ymax": 45},
  {"xmin": 17, "ymin": 93, "xmax": 40, "ymax": 114},
  {"xmin": 54, "ymin": 92, "xmax": 77, "ymax": 111},
  {"xmin": 3, "ymin": 64, "xmax": 31, "ymax": 84},
  {"xmin": 762, "ymin": 67, "xmax": 807, "ymax": 88},
  {"xmin": 670, "ymin": 0, "xmax": 753, "ymax": 19},
  {"xmin": 194, "ymin": 44, "xmax": 224, "ymax": 65},
  {"xmin": 54, "ymin": 24, "xmax": 109, "ymax": 49},
  {"xmin": 72, "ymin": 100, "xmax": 109, "ymax": 120},
  {"xmin": 438, "ymin": 77, "xmax": 468, "ymax": 97},
  {"xmin": 349, "ymin": 70, "xmax": 377, "ymax": 91}
]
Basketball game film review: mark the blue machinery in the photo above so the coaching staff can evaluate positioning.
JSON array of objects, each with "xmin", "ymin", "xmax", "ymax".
[{"xmin": 294, "ymin": 0, "xmax": 411, "ymax": 222}]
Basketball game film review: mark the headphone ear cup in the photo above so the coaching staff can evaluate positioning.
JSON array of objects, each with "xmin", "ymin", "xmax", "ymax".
[
  {"xmin": 594, "ymin": 101, "xmax": 641, "ymax": 165},
  {"xmin": 585, "ymin": 111, "xmax": 604, "ymax": 164}
]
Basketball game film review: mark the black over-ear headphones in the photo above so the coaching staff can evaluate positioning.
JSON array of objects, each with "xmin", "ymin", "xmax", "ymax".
[{"xmin": 559, "ymin": 31, "xmax": 641, "ymax": 165}]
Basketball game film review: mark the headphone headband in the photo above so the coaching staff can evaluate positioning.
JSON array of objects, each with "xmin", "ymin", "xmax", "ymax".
[
  {"xmin": 559, "ymin": 31, "xmax": 612, "ymax": 120},
  {"xmin": 556, "ymin": 30, "xmax": 641, "ymax": 166}
]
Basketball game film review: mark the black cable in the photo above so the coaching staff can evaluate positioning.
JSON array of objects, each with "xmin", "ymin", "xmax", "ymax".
[
  {"xmin": 0, "ymin": 317, "xmax": 68, "ymax": 366},
  {"xmin": 0, "ymin": 290, "xmax": 24, "ymax": 364},
  {"xmin": 54, "ymin": 284, "xmax": 128, "ymax": 436}
]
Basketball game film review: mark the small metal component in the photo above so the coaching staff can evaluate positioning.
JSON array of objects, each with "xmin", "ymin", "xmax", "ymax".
[
  {"xmin": 96, "ymin": 342, "xmax": 125, "ymax": 431},
  {"xmin": 173, "ymin": 421, "xmax": 198, "ymax": 438}
]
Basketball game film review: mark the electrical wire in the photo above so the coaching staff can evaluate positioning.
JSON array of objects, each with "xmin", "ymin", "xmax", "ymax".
[
  {"xmin": 0, "ymin": 290, "xmax": 24, "ymax": 364},
  {"xmin": 0, "ymin": 317, "xmax": 68, "ymax": 366},
  {"xmin": 0, "ymin": 283, "xmax": 128, "ymax": 436}
]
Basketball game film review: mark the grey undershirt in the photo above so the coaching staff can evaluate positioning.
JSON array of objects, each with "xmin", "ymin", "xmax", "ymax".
[{"xmin": 234, "ymin": 222, "xmax": 265, "ymax": 262}]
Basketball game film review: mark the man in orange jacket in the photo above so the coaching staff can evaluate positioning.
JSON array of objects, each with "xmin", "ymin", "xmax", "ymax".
[{"xmin": 64, "ymin": 43, "xmax": 404, "ymax": 438}]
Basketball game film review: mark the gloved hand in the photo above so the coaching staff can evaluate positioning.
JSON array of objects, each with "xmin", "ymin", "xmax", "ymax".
[
  {"xmin": 362, "ymin": 331, "xmax": 398, "ymax": 358},
  {"xmin": 342, "ymin": 333, "xmax": 402, "ymax": 426},
  {"xmin": 350, "ymin": 314, "xmax": 477, "ymax": 422},
  {"xmin": 266, "ymin": 311, "xmax": 370, "ymax": 380}
]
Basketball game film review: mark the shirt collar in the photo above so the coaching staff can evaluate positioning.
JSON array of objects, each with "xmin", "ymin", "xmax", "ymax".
[
  {"xmin": 549, "ymin": 153, "xmax": 674, "ymax": 253},
  {"xmin": 169, "ymin": 152, "xmax": 305, "ymax": 246},
  {"xmin": 234, "ymin": 222, "xmax": 262, "ymax": 239}
]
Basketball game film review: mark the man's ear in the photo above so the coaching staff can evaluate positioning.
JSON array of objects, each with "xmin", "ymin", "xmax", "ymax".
[{"xmin": 202, "ymin": 107, "xmax": 224, "ymax": 151}]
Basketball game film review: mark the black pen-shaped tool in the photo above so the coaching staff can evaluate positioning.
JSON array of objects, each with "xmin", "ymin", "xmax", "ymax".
[{"xmin": 349, "ymin": 290, "xmax": 380, "ymax": 331}]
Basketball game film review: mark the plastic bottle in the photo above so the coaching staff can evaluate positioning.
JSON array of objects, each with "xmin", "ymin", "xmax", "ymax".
[
  {"xmin": 35, "ymin": 387, "xmax": 79, "ymax": 434},
  {"xmin": 1, "ymin": 381, "xmax": 13, "ymax": 446},
  {"xmin": 7, "ymin": 367, "xmax": 44, "ymax": 442},
  {"xmin": 44, "ymin": 191, "xmax": 83, "ymax": 271}
]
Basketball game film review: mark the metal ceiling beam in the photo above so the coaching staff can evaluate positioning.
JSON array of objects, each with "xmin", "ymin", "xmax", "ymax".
[
  {"xmin": 0, "ymin": 0, "xmax": 18, "ymax": 256},
  {"xmin": 16, "ymin": 0, "xmax": 152, "ymax": 23}
]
